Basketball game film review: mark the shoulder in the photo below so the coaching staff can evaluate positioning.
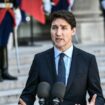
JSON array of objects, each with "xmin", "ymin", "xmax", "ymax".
[
  {"xmin": 74, "ymin": 46, "xmax": 95, "ymax": 60},
  {"xmin": 35, "ymin": 47, "xmax": 54, "ymax": 58}
]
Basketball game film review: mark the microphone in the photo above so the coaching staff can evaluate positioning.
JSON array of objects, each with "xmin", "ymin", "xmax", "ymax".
[
  {"xmin": 51, "ymin": 82, "xmax": 66, "ymax": 105},
  {"xmin": 37, "ymin": 82, "xmax": 50, "ymax": 105}
]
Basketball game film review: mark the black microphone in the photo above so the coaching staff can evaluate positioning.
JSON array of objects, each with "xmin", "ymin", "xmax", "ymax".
[
  {"xmin": 37, "ymin": 82, "xmax": 51, "ymax": 105},
  {"xmin": 51, "ymin": 82, "xmax": 66, "ymax": 105}
]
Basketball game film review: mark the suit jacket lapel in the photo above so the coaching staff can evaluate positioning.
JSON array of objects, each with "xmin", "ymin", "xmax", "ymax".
[
  {"xmin": 66, "ymin": 46, "xmax": 79, "ymax": 92},
  {"xmin": 46, "ymin": 48, "xmax": 57, "ymax": 83}
]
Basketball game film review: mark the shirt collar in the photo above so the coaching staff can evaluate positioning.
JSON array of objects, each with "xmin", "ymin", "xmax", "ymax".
[{"xmin": 54, "ymin": 45, "xmax": 73, "ymax": 58}]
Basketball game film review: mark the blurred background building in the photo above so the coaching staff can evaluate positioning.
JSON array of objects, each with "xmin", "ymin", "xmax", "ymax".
[{"xmin": 17, "ymin": 0, "xmax": 105, "ymax": 45}]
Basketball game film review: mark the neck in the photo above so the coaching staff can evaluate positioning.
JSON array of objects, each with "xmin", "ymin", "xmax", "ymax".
[{"xmin": 58, "ymin": 44, "xmax": 73, "ymax": 52}]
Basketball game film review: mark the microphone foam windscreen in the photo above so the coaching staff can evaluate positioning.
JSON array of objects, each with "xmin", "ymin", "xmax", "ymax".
[
  {"xmin": 37, "ymin": 82, "xmax": 50, "ymax": 98},
  {"xmin": 51, "ymin": 82, "xmax": 66, "ymax": 99}
]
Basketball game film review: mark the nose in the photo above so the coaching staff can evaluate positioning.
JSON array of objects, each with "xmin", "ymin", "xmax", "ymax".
[{"xmin": 56, "ymin": 28, "xmax": 62, "ymax": 36}]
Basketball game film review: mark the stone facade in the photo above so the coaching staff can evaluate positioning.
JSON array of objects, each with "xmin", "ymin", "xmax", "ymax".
[{"xmin": 72, "ymin": 0, "xmax": 105, "ymax": 44}]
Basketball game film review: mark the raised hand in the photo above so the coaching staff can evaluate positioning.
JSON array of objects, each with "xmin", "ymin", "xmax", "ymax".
[
  {"xmin": 87, "ymin": 94, "xmax": 97, "ymax": 105},
  {"xmin": 75, "ymin": 94, "xmax": 97, "ymax": 105},
  {"xmin": 18, "ymin": 98, "xmax": 26, "ymax": 105}
]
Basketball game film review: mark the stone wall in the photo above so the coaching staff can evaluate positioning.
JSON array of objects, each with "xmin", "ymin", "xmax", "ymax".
[{"xmin": 72, "ymin": 0, "xmax": 105, "ymax": 44}]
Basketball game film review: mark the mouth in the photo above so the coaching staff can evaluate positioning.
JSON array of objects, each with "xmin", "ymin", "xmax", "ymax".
[{"xmin": 56, "ymin": 38, "xmax": 63, "ymax": 42}]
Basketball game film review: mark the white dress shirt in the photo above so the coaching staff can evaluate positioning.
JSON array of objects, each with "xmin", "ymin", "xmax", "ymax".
[{"xmin": 54, "ymin": 45, "xmax": 73, "ymax": 85}]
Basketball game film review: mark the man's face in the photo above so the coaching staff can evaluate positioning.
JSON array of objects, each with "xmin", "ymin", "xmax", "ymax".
[{"xmin": 51, "ymin": 18, "xmax": 76, "ymax": 51}]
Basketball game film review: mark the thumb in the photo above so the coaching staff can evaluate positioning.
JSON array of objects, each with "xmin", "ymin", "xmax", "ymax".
[
  {"xmin": 89, "ymin": 94, "xmax": 97, "ymax": 104},
  {"xmin": 19, "ymin": 98, "xmax": 26, "ymax": 105}
]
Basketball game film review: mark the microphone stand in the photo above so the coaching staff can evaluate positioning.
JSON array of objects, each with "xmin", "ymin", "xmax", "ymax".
[
  {"xmin": 39, "ymin": 98, "xmax": 45, "ymax": 105},
  {"xmin": 53, "ymin": 98, "xmax": 60, "ymax": 105}
]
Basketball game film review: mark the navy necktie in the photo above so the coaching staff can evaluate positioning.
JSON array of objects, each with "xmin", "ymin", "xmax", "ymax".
[{"xmin": 57, "ymin": 53, "xmax": 66, "ymax": 84}]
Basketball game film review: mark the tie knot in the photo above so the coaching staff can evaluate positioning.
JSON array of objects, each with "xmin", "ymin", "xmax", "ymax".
[{"xmin": 60, "ymin": 53, "xmax": 65, "ymax": 59}]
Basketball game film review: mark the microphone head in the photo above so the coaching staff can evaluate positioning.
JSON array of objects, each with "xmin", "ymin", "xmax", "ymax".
[
  {"xmin": 37, "ymin": 82, "xmax": 50, "ymax": 99},
  {"xmin": 51, "ymin": 82, "xmax": 66, "ymax": 100}
]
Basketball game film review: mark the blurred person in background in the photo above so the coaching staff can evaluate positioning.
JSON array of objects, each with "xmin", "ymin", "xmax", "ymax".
[
  {"xmin": 0, "ymin": 0, "xmax": 19, "ymax": 81},
  {"xmin": 100, "ymin": 0, "xmax": 105, "ymax": 32},
  {"xmin": 43, "ymin": 0, "xmax": 75, "ymax": 15},
  {"xmin": 51, "ymin": 0, "xmax": 75, "ymax": 12},
  {"xmin": 100, "ymin": 0, "xmax": 105, "ymax": 17}
]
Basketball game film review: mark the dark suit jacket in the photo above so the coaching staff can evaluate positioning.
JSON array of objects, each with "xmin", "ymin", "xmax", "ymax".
[{"xmin": 20, "ymin": 46, "xmax": 105, "ymax": 105}]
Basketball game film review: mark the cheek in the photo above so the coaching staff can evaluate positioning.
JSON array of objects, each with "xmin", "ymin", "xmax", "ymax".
[
  {"xmin": 64, "ymin": 34, "xmax": 72, "ymax": 41},
  {"xmin": 51, "ymin": 30, "xmax": 54, "ymax": 36},
  {"xmin": 51, "ymin": 30, "xmax": 56, "ymax": 36},
  {"xmin": 51, "ymin": 33, "xmax": 55, "ymax": 40}
]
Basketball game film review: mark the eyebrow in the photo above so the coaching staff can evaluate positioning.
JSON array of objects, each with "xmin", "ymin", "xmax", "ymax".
[{"xmin": 52, "ymin": 24, "xmax": 68, "ymax": 27}]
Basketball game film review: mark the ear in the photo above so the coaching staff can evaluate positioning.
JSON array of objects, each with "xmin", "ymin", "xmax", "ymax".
[{"xmin": 72, "ymin": 28, "xmax": 76, "ymax": 36}]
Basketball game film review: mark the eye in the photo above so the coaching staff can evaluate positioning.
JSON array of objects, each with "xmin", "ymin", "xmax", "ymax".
[
  {"xmin": 51, "ymin": 25, "xmax": 58, "ymax": 30},
  {"xmin": 61, "ymin": 26, "xmax": 67, "ymax": 30}
]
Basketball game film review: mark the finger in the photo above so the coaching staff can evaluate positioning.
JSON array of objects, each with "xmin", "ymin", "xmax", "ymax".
[
  {"xmin": 19, "ymin": 98, "xmax": 26, "ymax": 105},
  {"xmin": 89, "ymin": 94, "xmax": 97, "ymax": 105},
  {"xmin": 91, "ymin": 94, "xmax": 97, "ymax": 104}
]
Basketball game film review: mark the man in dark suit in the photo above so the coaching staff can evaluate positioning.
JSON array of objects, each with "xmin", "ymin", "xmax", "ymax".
[{"xmin": 19, "ymin": 10, "xmax": 105, "ymax": 105}]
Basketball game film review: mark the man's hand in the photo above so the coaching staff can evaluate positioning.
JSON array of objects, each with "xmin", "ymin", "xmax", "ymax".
[
  {"xmin": 75, "ymin": 94, "xmax": 97, "ymax": 105},
  {"xmin": 87, "ymin": 94, "xmax": 97, "ymax": 105},
  {"xmin": 18, "ymin": 98, "xmax": 26, "ymax": 105}
]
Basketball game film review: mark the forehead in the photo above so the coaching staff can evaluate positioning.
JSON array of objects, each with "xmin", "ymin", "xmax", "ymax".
[{"xmin": 51, "ymin": 18, "xmax": 70, "ymax": 26}]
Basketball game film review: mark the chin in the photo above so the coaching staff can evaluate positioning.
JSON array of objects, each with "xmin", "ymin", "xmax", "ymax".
[{"xmin": 55, "ymin": 44, "xmax": 64, "ymax": 49}]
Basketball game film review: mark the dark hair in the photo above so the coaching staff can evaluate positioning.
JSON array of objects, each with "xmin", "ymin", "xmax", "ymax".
[{"xmin": 50, "ymin": 10, "xmax": 76, "ymax": 28}]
